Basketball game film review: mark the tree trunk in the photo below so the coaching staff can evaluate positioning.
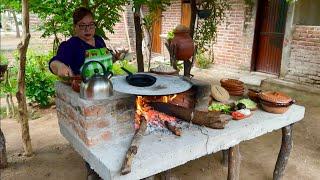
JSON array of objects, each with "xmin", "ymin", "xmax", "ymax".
[
  {"xmin": 189, "ymin": 0, "xmax": 198, "ymax": 38},
  {"xmin": 123, "ymin": 11, "xmax": 132, "ymax": 52},
  {"xmin": 139, "ymin": 11, "xmax": 152, "ymax": 71},
  {"xmin": 16, "ymin": 0, "xmax": 33, "ymax": 156},
  {"xmin": 6, "ymin": 94, "xmax": 11, "ymax": 118},
  {"xmin": 9, "ymin": 93, "xmax": 15, "ymax": 117},
  {"xmin": 133, "ymin": 6, "xmax": 144, "ymax": 72},
  {"xmin": 11, "ymin": 11, "xmax": 21, "ymax": 38}
]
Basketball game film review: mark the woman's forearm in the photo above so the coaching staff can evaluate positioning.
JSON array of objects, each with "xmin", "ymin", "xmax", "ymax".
[
  {"xmin": 49, "ymin": 60, "xmax": 73, "ymax": 77},
  {"xmin": 49, "ymin": 60, "xmax": 61, "ymax": 75}
]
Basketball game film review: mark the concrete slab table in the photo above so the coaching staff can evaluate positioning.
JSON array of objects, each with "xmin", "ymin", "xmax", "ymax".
[{"xmin": 59, "ymin": 104, "xmax": 305, "ymax": 180}]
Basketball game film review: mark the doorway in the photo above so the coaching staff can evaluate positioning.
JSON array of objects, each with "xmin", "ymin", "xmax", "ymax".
[
  {"xmin": 151, "ymin": 9, "xmax": 162, "ymax": 53},
  {"xmin": 181, "ymin": 0, "xmax": 191, "ymax": 27},
  {"xmin": 252, "ymin": 0, "xmax": 288, "ymax": 75}
]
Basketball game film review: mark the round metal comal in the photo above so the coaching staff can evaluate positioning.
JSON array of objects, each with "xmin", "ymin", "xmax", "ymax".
[{"xmin": 111, "ymin": 73, "xmax": 192, "ymax": 96}]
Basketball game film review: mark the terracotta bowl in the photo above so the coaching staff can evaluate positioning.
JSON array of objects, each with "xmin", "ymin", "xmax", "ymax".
[
  {"xmin": 248, "ymin": 89, "xmax": 261, "ymax": 102},
  {"xmin": 229, "ymin": 91, "xmax": 244, "ymax": 96},
  {"xmin": 260, "ymin": 99, "xmax": 294, "ymax": 107},
  {"xmin": 261, "ymin": 103, "xmax": 290, "ymax": 114},
  {"xmin": 220, "ymin": 78, "xmax": 244, "ymax": 88}
]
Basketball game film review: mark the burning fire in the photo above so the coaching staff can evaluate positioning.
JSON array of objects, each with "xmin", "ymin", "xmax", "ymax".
[{"xmin": 134, "ymin": 95, "xmax": 179, "ymax": 134}]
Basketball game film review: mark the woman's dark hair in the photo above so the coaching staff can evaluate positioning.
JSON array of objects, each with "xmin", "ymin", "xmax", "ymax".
[{"xmin": 73, "ymin": 7, "xmax": 94, "ymax": 25}]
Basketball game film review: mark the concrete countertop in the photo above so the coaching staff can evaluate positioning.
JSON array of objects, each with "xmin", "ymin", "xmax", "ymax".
[{"xmin": 59, "ymin": 103, "xmax": 305, "ymax": 180}]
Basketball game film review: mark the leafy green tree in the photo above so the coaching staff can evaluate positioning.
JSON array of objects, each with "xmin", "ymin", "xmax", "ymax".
[
  {"xmin": 0, "ymin": 0, "xmax": 22, "ymax": 37},
  {"xmin": 131, "ymin": 0, "xmax": 171, "ymax": 72},
  {"xmin": 30, "ymin": 0, "xmax": 127, "ymax": 52}
]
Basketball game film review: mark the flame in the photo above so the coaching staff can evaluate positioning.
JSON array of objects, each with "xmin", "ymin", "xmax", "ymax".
[
  {"xmin": 170, "ymin": 94, "xmax": 177, "ymax": 101},
  {"xmin": 163, "ymin": 96, "xmax": 168, "ymax": 103},
  {"xmin": 134, "ymin": 95, "xmax": 178, "ymax": 130},
  {"xmin": 136, "ymin": 96, "xmax": 143, "ymax": 113}
]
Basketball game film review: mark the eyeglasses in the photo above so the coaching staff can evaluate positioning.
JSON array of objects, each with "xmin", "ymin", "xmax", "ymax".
[{"xmin": 77, "ymin": 23, "xmax": 96, "ymax": 30}]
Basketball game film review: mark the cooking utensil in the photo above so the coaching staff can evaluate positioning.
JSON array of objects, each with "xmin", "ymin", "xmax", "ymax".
[
  {"xmin": 121, "ymin": 67, "xmax": 156, "ymax": 87},
  {"xmin": 80, "ymin": 61, "xmax": 113, "ymax": 100}
]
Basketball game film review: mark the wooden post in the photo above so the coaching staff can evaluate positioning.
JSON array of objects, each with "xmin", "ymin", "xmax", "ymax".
[
  {"xmin": 228, "ymin": 144, "xmax": 240, "ymax": 180},
  {"xmin": 160, "ymin": 170, "xmax": 172, "ymax": 180},
  {"xmin": 222, "ymin": 150, "xmax": 228, "ymax": 167},
  {"xmin": 273, "ymin": 124, "xmax": 293, "ymax": 180},
  {"xmin": 85, "ymin": 161, "xmax": 101, "ymax": 180},
  {"xmin": 143, "ymin": 175, "xmax": 155, "ymax": 180}
]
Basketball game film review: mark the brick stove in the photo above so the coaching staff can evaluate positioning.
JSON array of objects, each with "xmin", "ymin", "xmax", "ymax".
[
  {"xmin": 55, "ymin": 82, "xmax": 136, "ymax": 147},
  {"xmin": 55, "ymin": 76, "xmax": 230, "ymax": 178}
]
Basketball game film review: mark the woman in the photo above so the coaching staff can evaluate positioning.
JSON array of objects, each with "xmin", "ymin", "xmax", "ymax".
[{"xmin": 49, "ymin": 7, "xmax": 109, "ymax": 77}]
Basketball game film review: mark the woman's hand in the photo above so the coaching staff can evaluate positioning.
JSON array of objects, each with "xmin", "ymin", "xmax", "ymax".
[{"xmin": 50, "ymin": 61, "xmax": 74, "ymax": 77}]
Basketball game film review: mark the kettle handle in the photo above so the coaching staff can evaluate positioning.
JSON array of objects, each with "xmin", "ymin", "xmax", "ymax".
[
  {"xmin": 105, "ymin": 67, "xmax": 113, "ymax": 79},
  {"xmin": 81, "ymin": 60, "xmax": 107, "ymax": 83}
]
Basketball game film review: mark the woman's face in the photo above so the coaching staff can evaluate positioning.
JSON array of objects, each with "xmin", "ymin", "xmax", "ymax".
[{"xmin": 74, "ymin": 15, "xmax": 95, "ymax": 42}]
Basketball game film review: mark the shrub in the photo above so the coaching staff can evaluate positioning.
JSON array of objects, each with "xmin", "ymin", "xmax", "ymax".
[
  {"xmin": 0, "ymin": 53, "xmax": 9, "ymax": 65},
  {"xmin": 196, "ymin": 52, "xmax": 212, "ymax": 69},
  {"xmin": 0, "ymin": 66, "xmax": 18, "ymax": 98},
  {"xmin": 24, "ymin": 51, "xmax": 57, "ymax": 107},
  {"xmin": 167, "ymin": 30, "xmax": 174, "ymax": 41}
]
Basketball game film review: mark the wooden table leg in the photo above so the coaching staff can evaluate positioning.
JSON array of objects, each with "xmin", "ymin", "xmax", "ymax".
[
  {"xmin": 228, "ymin": 144, "xmax": 240, "ymax": 180},
  {"xmin": 85, "ymin": 161, "xmax": 101, "ymax": 180},
  {"xmin": 221, "ymin": 150, "xmax": 228, "ymax": 167},
  {"xmin": 273, "ymin": 124, "xmax": 293, "ymax": 180},
  {"xmin": 143, "ymin": 175, "xmax": 155, "ymax": 180},
  {"xmin": 160, "ymin": 170, "xmax": 172, "ymax": 180}
]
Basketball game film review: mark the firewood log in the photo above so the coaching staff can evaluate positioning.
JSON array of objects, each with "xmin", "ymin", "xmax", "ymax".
[
  {"xmin": 149, "ymin": 102, "xmax": 229, "ymax": 129},
  {"xmin": 164, "ymin": 121, "xmax": 181, "ymax": 136},
  {"xmin": 121, "ymin": 117, "xmax": 147, "ymax": 175}
]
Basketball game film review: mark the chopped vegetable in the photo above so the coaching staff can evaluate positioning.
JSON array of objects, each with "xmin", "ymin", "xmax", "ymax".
[
  {"xmin": 208, "ymin": 103, "xmax": 232, "ymax": 114},
  {"xmin": 235, "ymin": 98, "xmax": 257, "ymax": 109},
  {"xmin": 232, "ymin": 111, "xmax": 245, "ymax": 120},
  {"xmin": 232, "ymin": 109, "xmax": 252, "ymax": 120}
]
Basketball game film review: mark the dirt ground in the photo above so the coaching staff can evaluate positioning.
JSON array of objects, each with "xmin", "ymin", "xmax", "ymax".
[{"xmin": 0, "ymin": 80, "xmax": 319, "ymax": 180}]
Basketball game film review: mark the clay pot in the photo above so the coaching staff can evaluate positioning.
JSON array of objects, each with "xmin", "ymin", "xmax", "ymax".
[
  {"xmin": 247, "ymin": 88, "xmax": 261, "ymax": 102},
  {"xmin": 170, "ymin": 31, "xmax": 195, "ymax": 61},
  {"xmin": 259, "ymin": 91, "xmax": 295, "ymax": 114},
  {"xmin": 260, "ymin": 103, "xmax": 290, "ymax": 114},
  {"xmin": 259, "ymin": 91, "xmax": 294, "ymax": 104}
]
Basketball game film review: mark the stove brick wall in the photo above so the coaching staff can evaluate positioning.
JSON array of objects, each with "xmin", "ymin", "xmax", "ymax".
[
  {"xmin": 55, "ymin": 82, "xmax": 135, "ymax": 146},
  {"xmin": 284, "ymin": 25, "xmax": 320, "ymax": 88}
]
